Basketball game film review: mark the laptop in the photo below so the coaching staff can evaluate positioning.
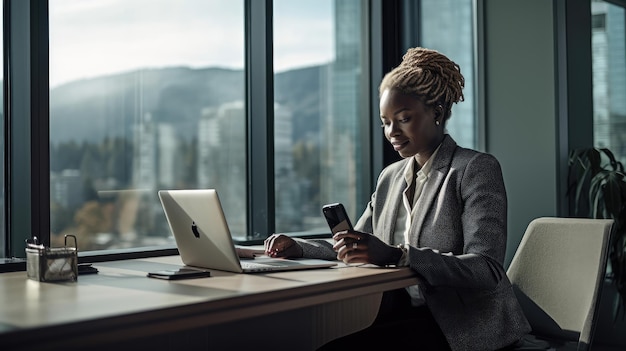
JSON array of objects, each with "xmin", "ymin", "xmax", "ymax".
[{"xmin": 158, "ymin": 189, "xmax": 337, "ymax": 273}]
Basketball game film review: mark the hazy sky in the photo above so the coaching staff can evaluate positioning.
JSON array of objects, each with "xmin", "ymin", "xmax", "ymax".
[{"xmin": 48, "ymin": 0, "xmax": 335, "ymax": 88}]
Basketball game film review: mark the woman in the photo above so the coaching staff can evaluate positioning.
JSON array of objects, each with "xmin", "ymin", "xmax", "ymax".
[{"xmin": 264, "ymin": 47, "xmax": 530, "ymax": 351}]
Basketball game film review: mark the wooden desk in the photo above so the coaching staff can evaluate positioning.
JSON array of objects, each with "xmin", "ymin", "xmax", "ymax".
[{"xmin": 0, "ymin": 255, "xmax": 418, "ymax": 351}]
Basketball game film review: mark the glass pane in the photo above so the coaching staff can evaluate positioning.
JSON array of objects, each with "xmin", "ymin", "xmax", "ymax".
[
  {"xmin": 420, "ymin": 0, "xmax": 476, "ymax": 149},
  {"xmin": 49, "ymin": 0, "xmax": 246, "ymax": 251},
  {"xmin": 592, "ymin": 0, "xmax": 626, "ymax": 164},
  {"xmin": 273, "ymin": 0, "xmax": 367, "ymax": 233}
]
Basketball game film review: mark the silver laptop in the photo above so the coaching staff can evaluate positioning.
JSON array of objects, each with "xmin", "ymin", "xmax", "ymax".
[{"xmin": 158, "ymin": 189, "xmax": 336, "ymax": 273}]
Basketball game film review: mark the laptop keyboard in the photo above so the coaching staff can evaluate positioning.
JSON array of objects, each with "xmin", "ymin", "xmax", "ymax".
[{"xmin": 240, "ymin": 260, "xmax": 302, "ymax": 269}]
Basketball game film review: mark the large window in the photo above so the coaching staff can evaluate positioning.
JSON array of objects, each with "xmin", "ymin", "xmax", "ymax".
[
  {"xmin": 46, "ymin": 0, "xmax": 372, "ymax": 252},
  {"xmin": 49, "ymin": 0, "xmax": 246, "ymax": 250},
  {"xmin": 592, "ymin": 0, "xmax": 626, "ymax": 164},
  {"xmin": 273, "ymin": 0, "xmax": 368, "ymax": 232},
  {"xmin": 1, "ymin": 1, "xmax": 480, "ymax": 261},
  {"xmin": 405, "ymin": 0, "xmax": 477, "ymax": 149}
]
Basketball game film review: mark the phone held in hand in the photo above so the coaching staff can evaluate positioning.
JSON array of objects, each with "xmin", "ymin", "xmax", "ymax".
[
  {"xmin": 322, "ymin": 203, "xmax": 354, "ymax": 235},
  {"xmin": 147, "ymin": 267, "xmax": 211, "ymax": 280}
]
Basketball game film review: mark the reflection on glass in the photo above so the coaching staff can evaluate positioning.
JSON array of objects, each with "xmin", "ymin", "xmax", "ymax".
[
  {"xmin": 420, "ymin": 0, "xmax": 476, "ymax": 149},
  {"xmin": 273, "ymin": 0, "xmax": 366, "ymax": 233},
  {"xmin": 49, "ymin": 0, "xmax": 245, "ymax": 250},
  {"xmin": 592, "ymin": 0, "xmax": 626, "ymax": 164}
]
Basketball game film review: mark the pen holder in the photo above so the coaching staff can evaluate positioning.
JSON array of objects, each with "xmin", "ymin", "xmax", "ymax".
[{"xmin": 26, "ymin": 235, "xmax": 78, "ymax": 282}]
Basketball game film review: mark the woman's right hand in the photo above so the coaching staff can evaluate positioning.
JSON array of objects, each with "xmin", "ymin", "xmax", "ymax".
[
  {"xmin": 333, "ymin": 230, "xmax": 401, "ymax": 266},
  {"xmin": 264, "ymin": 233, "xmax": 303, "ymax": 258}
]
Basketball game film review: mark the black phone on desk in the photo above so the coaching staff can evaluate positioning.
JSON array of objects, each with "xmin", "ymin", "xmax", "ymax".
[
  {"xmin": 78, "ymin": 263, "xmax": 99, "ymax": 275},
  {"xmin": 322, "ymin": 203, "xmax": 354, "ymax": 235},
  {"xmin": 147, "ymin": 267, "xmax": 211, "ymax": 280}
]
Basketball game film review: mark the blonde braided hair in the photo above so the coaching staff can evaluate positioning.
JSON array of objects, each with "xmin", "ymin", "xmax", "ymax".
[{"xmin": 379, "ymin": 47, "xmax": 465, "ymax": 120}]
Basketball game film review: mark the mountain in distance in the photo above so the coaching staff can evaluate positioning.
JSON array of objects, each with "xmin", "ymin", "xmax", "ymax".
[{"xmin": 49, "ymin": 64, "xmax": 326, "ymax": 145}]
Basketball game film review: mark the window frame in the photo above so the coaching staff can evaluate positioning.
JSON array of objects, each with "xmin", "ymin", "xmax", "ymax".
[
  {"xmin": 5, "ymin": 0, "xmax": 49, "ymax": 260},
  {"xmin": 3, "ymin": 0, "xmax": 53, "ymax": 270},
  {"xmin": 246, "ymin": 0, "xmax": 275, "ymax": 242}
]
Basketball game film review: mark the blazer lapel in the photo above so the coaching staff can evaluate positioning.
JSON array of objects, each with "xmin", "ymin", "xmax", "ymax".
[
  {"xmin": 408, "ymin": 135, "xmax": 458, "ymax": 244},
  {"xmin": 382, "ymin": 158, "xmax": 410, "ymax": 244}
]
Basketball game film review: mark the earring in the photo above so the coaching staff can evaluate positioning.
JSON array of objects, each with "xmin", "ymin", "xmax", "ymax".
[{"xmin": 435, "ymin": 120, "xmax": 440, "ymax": 126}]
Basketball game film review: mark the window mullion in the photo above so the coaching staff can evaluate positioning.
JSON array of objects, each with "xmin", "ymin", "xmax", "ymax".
[
  {"xmin": 31, "ymin": 0, "xmax": 50, "ymax": 248},
  {"xmin": 6, "ymin": 0, "xmax": 49, "ymax": 258},
  {"xmin": 245, "ymin": 0, "xmax": 274, "ymax": 241}
]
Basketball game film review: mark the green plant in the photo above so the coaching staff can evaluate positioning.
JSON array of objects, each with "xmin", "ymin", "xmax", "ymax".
[{"xmin": 568, "ymin": 148, "xmax": 626, "ymax": 319}]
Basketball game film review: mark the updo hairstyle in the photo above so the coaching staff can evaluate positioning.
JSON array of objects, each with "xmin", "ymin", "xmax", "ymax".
[{"xmin": 379, "ymin": 47, "xmax": 465, "ymax": 120}]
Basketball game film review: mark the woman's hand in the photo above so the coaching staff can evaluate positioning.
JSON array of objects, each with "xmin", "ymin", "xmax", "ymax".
[
  {"xmin": 264, "ymin": 234, "xmax": 303, "ymax": 258},
  {"xmin": 333, "ymin": 231, "xmax": 402, "ymax": 266}
]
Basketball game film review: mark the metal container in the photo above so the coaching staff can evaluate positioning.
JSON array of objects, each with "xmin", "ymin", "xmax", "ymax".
[{"xmin": 26, "ymin": 235, "xmax": 78, "ymax": 282}]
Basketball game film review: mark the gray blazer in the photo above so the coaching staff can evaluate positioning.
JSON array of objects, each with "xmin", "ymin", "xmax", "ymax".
[{"xmin": 299, "ymin": 135, "xmax": 530, "ymax": 351}]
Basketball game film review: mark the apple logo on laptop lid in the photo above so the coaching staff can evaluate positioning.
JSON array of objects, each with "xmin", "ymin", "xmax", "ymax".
[{"xmin": 191, "ymin": 221, "xmax": 200, "ymax": 238}]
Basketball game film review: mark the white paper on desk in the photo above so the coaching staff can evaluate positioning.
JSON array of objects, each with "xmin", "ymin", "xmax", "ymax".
[{"xmin": 235, "ymin": 246, "xmax": 265, "ymax": 258}]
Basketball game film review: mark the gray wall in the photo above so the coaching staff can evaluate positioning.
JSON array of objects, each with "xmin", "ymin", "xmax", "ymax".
[{"xmin": 484, "ymin": 0, "xmax": 559, "ymax": 267}]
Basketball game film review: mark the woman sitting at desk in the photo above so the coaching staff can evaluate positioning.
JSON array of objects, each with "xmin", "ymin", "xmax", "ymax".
[{"xmin": 264, "ymin": 47, "xmax": 530, "ymax": 351}]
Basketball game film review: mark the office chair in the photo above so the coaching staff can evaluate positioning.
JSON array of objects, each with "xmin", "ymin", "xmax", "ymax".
[{"xmin": 507, "ymin": 217, "xmax": 614, "ymax": 351}]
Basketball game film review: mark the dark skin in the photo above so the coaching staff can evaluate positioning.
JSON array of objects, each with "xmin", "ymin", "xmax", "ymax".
[
  {"xmin": 263, "ymin": 233, "xmax": 303, "ymax": 258},
  {"xmin": 264, "ymin": 88, "xmax": 445, "ymax": 265}
]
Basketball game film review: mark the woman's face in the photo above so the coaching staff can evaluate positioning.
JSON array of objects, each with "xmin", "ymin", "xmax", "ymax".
[{"xmin": 379, "ymin": 88, "xmax": 442, "ymax": 160}]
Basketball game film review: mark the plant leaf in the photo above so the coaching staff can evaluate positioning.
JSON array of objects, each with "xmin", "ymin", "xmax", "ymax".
[
  {"xmin": 601, "ymin": 148, "xmax": 623, "ymax": 172},
  {"xmin": 589, "ymin": 172, "xmax": 606, "ymax": 218},
  {"xmin": 576, "ymin": 166, "xmax": 592, "ymax": 216},
  {"xmin": 589, "ymin": 148, "xmax": 602, "ymax": 176}
]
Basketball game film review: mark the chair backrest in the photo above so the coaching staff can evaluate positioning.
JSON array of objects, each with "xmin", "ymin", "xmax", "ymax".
[{"xmin": 507, "ymin": 217, "xmax": 613, "ymax": 350}]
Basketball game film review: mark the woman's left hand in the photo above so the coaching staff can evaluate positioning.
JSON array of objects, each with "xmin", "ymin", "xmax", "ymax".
[
  {"xmin": 332, "ymin": 230, "xmax": 400, "ymax": 266},
  {"xmin": 264, "ymin": 234, "xmax": 303, "ymax": 258}
]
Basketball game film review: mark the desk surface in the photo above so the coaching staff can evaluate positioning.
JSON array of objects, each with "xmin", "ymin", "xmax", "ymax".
[{"xmin": 0, "ymin": 255, "xmax": 418, "ymax": 349}]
